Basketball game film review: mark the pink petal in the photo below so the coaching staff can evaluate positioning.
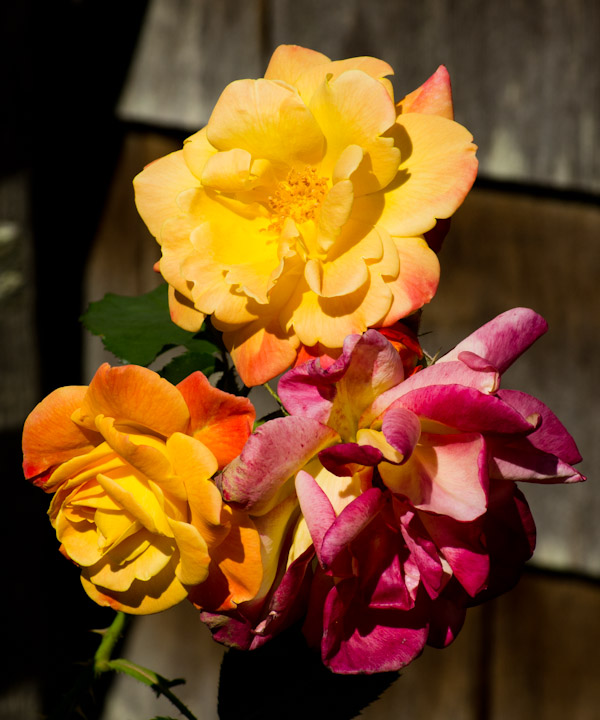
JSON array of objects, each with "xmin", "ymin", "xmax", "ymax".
[
  {"xmin": 426, "ymin": 580, "xmax": 468, "ymax": 649},
  {"xmin": 366, "ymin": 358, "xmax": 498, "ymax": 424},
  {"xmin": 397, "ymin": 65, "xmax": 454, "ymax": 120},
  {"xmin": 419, "ymin": 512, "xmax": 490, "ymax": 597},
  {"xmin": 320, "ymin": 488, "xmax": 384, "ymax": 568},
  {"xmin": 439, "ymin": 308, "xmax": 548, "ymax": 374},
  {"xmin": 381, "ymin": 402, "xmax": 421, "ymax": 462},
  {"xmin": 218, "ymin": 416, "xmax": 339, "ymax": 513},
  {"xmin": 318, "ymin": 443, "xmax": 383, "ymax": 476},
  {"xmin": 278, "ymin": 335, "xmax": 361, "ymax": 421},
  {"xmin": 295, "ymin": 470, "xmax": 336, "ymax": 562},
  {"xmin": 322, "ymin": 580, "xmax": 429, "ymax": 673},
  {"xmin": 397, "ymin": 384, "xmax": 536, "ymax": 435},
  {"xmin": 496, "ymin": 389, "xmax": 582, "ymax": 465},
  {"xmin": 382, "ymin": 432, "xmax": 488, "ymax": 522},
  {"xmin": 396, "ymin": 505, "xmax": 444, "ymax": 598}
]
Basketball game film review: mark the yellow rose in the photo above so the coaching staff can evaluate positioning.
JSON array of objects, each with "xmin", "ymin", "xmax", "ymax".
[
  {"xmin": 22, "ymin": 364, "xmax": 261, "ymax": 614},
  {"xmin": 134, "ymin": 45, "xmax": 477, "ymax": 385}
]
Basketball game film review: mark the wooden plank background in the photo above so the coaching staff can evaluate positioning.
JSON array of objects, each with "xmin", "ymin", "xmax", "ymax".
[
  {"xmin": 2, "ymin": 0, "xmax": 598, "ymax": 717},
  {"xmin": 118, "ymin": 0, "xmax": 600, "ymax": 193}
]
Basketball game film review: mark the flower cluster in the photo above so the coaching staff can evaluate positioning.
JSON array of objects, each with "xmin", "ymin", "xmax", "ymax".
[
  {"xmin": 202, "ymin": 309, "xmax": 583, "ymax": 672},
  {"xmin": 22, "ymin": 45, "xmax": 583, "ymax": 678}
]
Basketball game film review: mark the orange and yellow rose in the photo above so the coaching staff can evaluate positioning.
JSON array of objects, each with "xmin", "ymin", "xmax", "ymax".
[
  {"xmin": 22, "ymin": 364, "xmax": 261, "ymax": 614},
  {"xmin": 134, "ymin": 45, "xmax": 478, "ymax": 386}
]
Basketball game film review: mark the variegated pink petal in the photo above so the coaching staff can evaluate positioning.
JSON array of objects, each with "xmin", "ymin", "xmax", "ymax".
[
  {"xmin": 318, "ymin": 443, "xmax": 383, "ymax": 477},
  {"xmin": 218, "ymin": 416, "xmax": 339, "ymax": 513},
  {"xmin": 320, "ymin": 488, "xmax": 384, "ymax": 568},
  {"xmin": 397, "ymin": 385, "xmax": 536, "ymax": 435},
  {"xmin": 496, "ymin": 389, "xmax": 582, "ymax": 465},
  {"xmin": 322, "ymin": 580, "xmax": 429, "ymax": 673},
  {"xmin": 295, "ymin": 470, "xmax": 336, "ymax": 564},
  {"xmin": 381, "ymin": 403, "xmax": 421, "ymax": 462},
  {"xmin": 439, "ymin": 308, "xmax": 548, "ymax": 374}
]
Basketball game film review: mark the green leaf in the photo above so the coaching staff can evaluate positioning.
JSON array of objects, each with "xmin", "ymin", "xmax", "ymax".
[
  {"xmin": 159, "ymin": 352, "xmax": 216, "ymax": 385},
  {"xmin": 183, "ymin": 337, "xmax": 219, "ymax": 354},
  {"xmin": 81, "ymin": 284, "xmax": 196, "ymax": 366}
]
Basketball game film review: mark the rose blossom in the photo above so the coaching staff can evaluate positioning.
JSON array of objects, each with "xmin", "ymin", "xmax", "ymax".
[
  {"xmin": 133, "ymin": 45, "xmax": 477, "ymax": 385},
  {"xmin": 23, "ymin": 364, "xmax": 262, "ymax": 614},
  {"xmin": 203, "ymin": 308, "xmax": 584, "ymax": 672}
]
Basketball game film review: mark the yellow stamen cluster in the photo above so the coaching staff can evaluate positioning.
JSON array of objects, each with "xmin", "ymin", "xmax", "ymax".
[{"xmin": 268, "ymin": 167, "xmax": 328, "ymax": 231}]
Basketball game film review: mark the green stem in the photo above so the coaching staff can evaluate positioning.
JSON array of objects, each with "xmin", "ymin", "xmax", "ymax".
[
  {"xmin": 93, "ymin": 611, "xmax": 198, "ymax": 720},
  {"xmin": 94, "ymin": 610, "xmax": 129, "ymax": 672},
  {"xmin": 264, "ymin": 382, "xmax": 289, "ymax": 415}
]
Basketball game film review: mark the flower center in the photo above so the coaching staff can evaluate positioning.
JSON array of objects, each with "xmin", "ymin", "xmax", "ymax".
[{"xmin": 268, "ymin": 167, "xmax": 328, "ymax": 230}]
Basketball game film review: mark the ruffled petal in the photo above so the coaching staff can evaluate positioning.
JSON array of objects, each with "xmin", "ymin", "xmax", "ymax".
[{"xmin": 206, "ymin": 78, "xmax": 325, "ymax": 167}]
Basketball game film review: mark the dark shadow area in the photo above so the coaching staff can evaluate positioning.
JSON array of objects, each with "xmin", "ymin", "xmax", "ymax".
[
  {"xmin": 218, "ymin": 621, "xmax": 399, "ymax": 720},
  {"xmin": 2, "ymin": 1, "xmax": 149, "ymax": 717}
]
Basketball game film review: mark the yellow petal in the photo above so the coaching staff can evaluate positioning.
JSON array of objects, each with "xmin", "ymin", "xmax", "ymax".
[
  {"xmin": 206, "ymin": 78, "xmax": 325, "ymax": 167},
  {"xmin": 264, "ymin": 45, "xmax": 331, "ymax": 85},
  {"xmin": 169, "ymin": 518, "xmax": 210, "ymax": 586},
  {"xmin": 81, "ymin": 559, "xmax": 187, "ymax": 614},
  {"xmin": 309, "ymin": 71, "xmax": 399, "ymax": 194},
  {"xmin": 182, "ymin": 127, "xmax": 218, "ymax": 178},
  {"xmin": 168, "ymin": 285, "xmax": 205, "ymax": 333},
  {"xmin": 282, "ymin": 270, "xmax": 392, "ymax": 348},
  {"xmin": 201, "ymin": 148, "xmax": 253, "ymax": 192},
  {"xmin": 357, "ymin": 427, "xmax": 404, "ymax": 463},
  {"xmin": 295, "ymin": 56, "xmax": 394, "ymax": 104},
  {"xmin": 133, "ymin": 150, "xmax": 199, "ymax": 240},
  {"xmin": 95, "ymin": 470, "xmax": 173, "ymax": 537},
  {"xmin": 56, "ymin": 511, "xmax": 103, "ymax": 567},
  {"xmin": 315, "ymin": 178, "xmax": 354, "ymax": 253},
  {"xmin": 357, "ymin": 113, "xmax": 478, "ymax": 237},
  {"xmin": 309, "ymin": 222, "xmax": 384, "ymax": 298}
]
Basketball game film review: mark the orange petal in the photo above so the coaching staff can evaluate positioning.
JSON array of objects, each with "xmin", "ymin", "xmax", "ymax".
[
  {"xmin": 379, "ymin": 236, "xmax": 440, "ymax": 324},
  {"xmin": 397, "ymin": 66, "xmax": 454, "ymax": 120},
  {"xmin": 188, "ymin": 509, "xmax": 262, "ymax": 611},
  {"xmin": 176, "ymin": 372, "xmax": 255, "ymax": 468},
  {"xmin": 224, "ymin": 318, "xmax": 300, "ymax": 387},
  {"xmin": 75, "ymin": 364, "xmax": 190, "ymax": 438},
  {"xmin": 22, "ymin": 386, "xmax": 97, "ymax": 486}
]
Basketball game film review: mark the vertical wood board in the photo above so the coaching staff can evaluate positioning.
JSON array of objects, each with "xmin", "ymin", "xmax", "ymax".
[
  {"xmin": 118, "ymin": 0, "xmax": 600, "ymax": 193},
  {"xmin": 424, "ymin": 187, "xmax": 599, "ymax": 576}
]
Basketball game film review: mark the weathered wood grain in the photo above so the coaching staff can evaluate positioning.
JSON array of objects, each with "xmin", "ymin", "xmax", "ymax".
[
  {"xmin": 490, "ymin": 572, "xmax": 600, "ymax": 720},
  {"xmin": 117, "ymin": 0, "xmax": 265, "ymax": 131},
  {"xmin": 117, "ymin": 0, "xmax": 600, "ymax": 193},
  {"xmin": 0, "ymin": 171, "xmax": 39, "ymax": 431},
  {"xmin": 82, "ymin": 131, "xmax": 173, "ymax": 381},
  {"xmin": 361, "ymin": 605, "xmax": 486, "ymax": 720},
  {"xmin": 425, "ymin": 187, "xmax": 599, "ymax": 576}
]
